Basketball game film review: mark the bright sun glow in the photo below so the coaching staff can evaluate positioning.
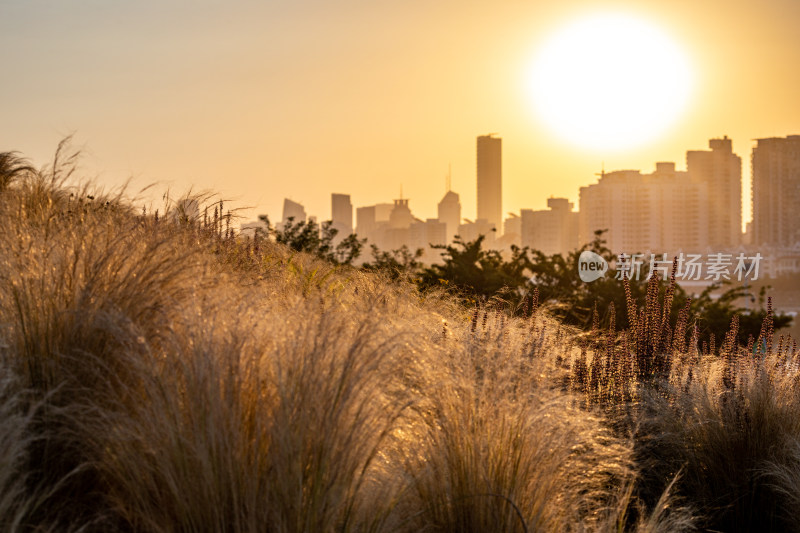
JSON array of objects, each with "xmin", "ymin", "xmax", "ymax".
[{"xmin": 528, "ymin": 13, "xmax": 693, "ymax": 151}]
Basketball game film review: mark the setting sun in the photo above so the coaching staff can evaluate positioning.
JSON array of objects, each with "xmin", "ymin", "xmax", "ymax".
[{"xmin": 527, "ymin": 13, "xmax": 693, "ymax": 152}]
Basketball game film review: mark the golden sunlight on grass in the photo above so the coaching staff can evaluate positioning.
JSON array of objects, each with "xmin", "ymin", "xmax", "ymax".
[{"xmin": 2, "ymin": 147, "xmax": 798, "ymax": 532}]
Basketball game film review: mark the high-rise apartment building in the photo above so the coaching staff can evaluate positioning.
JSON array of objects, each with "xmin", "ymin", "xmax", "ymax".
[
  {"xmin": 503, "ymin": 214, "xmax": 522, "ymax": 248},
  {"xmin": 686, "ymin": 136, "xmax": 742, "ymax": 248},
  {"xmin": 579, "ymin": 163, "xmax": 709, "ymax": 255},
  {"xmin": 752, "ymin": 135, "xmax": 800, "ymax": 247},
  {"xmin": 437, "ymin": 190, "xmax": 461, "ymax": 243},
  {"xmin": 521, "ymin": 198, "xmax": 578, "ymax": 256},
  {"xmin": 331, "ymin": 193, "xmax": 353, "ymax": 236},
  {"xmin": 355, "ymin": 206, "xmax": 376, "ymax": 239},
  {"xmin": 281, "ymin": 198, "xmax": 306, "ymax": 224},
  {"xmin": 457, "ymin": 219, "xmax": 496, "ymax": 248},
  {"xmin": 410, "ymin": 218, "xmax": 447, "ymax": 263},
  {"xmin": 356, "ymin": 202, "xmax": 394, "ymax": 245},
  {"xmin": 477, "ymin": 135, "xmax": 502, "ymax": 235}
]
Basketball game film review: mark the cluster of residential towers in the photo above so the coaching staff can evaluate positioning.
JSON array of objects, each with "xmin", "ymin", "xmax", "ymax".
[{"xmin": 251, "ymin": 134, "xmax": 800, "ymax": 276}]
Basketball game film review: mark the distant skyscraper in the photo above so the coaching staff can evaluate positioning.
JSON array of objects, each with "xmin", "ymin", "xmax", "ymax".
[
  {"xmin": 579, "ymin": 163, "xmax": 709, "ymax": 254},
  {"xmin": 437, "ymin": 190, "xmax": 461, "ymax": 243},
  {"xmin": 389, "ymin": 198, "xmax": 414, "ymax": 229},
  {"xmin": 457, "ymin": 219, "xmax": 496, "ymax": 248},
  {"xmin": 331, "ymin": 193, "xmax": 353, "ymax": 236},
  {"xmin": 686, "ymin": 136, "xmax": 742, "ymax": 248},
  {"xmin": 752, "ymin": 135, "xmax": 800, "ymax": 247},
  {"xmin": 356, "ymin": 206, "xmax": 376, "ymax": 239},
  {"xmin": 477, "ymin": 135, "xmax": 502, "ymax": 234},
  {"xmin": 503, "ymin": 214, "xmax": 521, "ymax": 248},
  {"xmin": 356, "ymin": 202, "xmax": 394, "ymax": 246},
  {"xmin": 374, "ymin": 203, "xmax": 393, "ymax": 223},
  {"xmin": 410, "ymin": 218, "xmax": 447, "ymax": 263},
  {"xmin": 281, "ymin": 198, "xmax": 306, "ymax": 224}
]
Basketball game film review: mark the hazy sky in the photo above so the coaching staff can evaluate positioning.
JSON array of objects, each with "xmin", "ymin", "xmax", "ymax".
[{"xmin": 3, "ymin": 0, "xmax": 799, "ymax": 227}]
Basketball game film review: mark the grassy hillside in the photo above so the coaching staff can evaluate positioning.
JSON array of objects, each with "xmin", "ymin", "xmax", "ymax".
[{"xmin": 1, "ymin": 149, "xmax": 798, "ymax": 532}]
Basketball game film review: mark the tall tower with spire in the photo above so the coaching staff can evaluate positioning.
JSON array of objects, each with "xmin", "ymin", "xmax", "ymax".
[{"xmin": 438, "ymin": 166, "xmax": 461, "ymax": 243}]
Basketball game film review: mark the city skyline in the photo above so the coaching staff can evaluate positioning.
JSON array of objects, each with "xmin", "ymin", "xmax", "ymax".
[
  {"xmin": 249, "ymin": 131, "xmax": 800, "ymax": 279},
  {"xmin": 259, "ymin": 131, "xmax": 780, "ymax": 233},
  {"xmin": 261, "ymin": 132, "xmax": 791, "ymax": 241},
  {"xmin": 2, "ymin": 0, "xmax": 799, "ymax": 226}
]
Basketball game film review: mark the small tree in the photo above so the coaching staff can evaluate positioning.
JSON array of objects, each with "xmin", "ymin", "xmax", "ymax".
[
  {"xmin": 259, "ymin": 215, "xmax": 365, "ymax": 266},
  {"xmin": 360, "ymin": 244, "xmax": 424, "ymax": 281},
  {"xmin": 417, "ymin": 235, "xmax": 534, "ymax": 307}
]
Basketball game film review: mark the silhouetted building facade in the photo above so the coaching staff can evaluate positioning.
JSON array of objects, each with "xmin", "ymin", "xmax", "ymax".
[
  {"xmin": 356, "ymin": 203, "xmax": 393, "ymax": 244},
  {"xmin": 579, "ymin": 163, "xmax": 709, "ymax": 255},
  {"xmin": 410, "ymin": 218, "xmax": 447, "ymax": 263},
  {"xmin": 331, "ymin": 193, "xmax": 353, "ymax": 236},
  {"xmin": 477, "ymin": 135, "xmax": 502, "ymax": 236},
  {"xmin": 752, "ymin": 135, "xmax": 800, "ymax": 247},
  {"xmin": 503, "ymin": 214, "xmax": 522, "ymax": 248},
  {"xmin": 281, "ymin": 198, "xmax": 306, "ymax": 225},
  {"xmin": 356, "ymin": 205, "xmax": 376, "ymax": 241},
  {"xmin": 458, "ymin": 218, "xmax": 496, "ymax": 248},
  {"xmin": 437, "ymin": 190, "xmax": 461, "ymax": 244},
  {"xmin": 686, "ymin": 136, "xmax": 742, "ymax": 248},
  {"xmin": 521, "ymin": 198, "xmax": 578, "ymax": 256}
]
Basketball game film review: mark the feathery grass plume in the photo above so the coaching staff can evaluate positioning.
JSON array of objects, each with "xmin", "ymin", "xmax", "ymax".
[
  {"xmin": 0, "ymin": 151, "xmax": 35, "ymax": 192},
  {"xmin": 754, "ymin": 296, "xmax": 775, "ymax": 358},
  {"xmin": 629, "ymin": 270, "xmax": 676, "ymax": 384},
  {"xmin": 721, "ymin": 314, "xmax": 740, "ymax": 389},
  {"xmin": 623, "ymin": 272, "xmax": 639, "ymax": 334},
  {"xmin": 397, "ymin": 310, "xmax": 636, "ymax": 533},
  {"xmin": 0, "ymin": 186, "xmax": 205, "ymax": 394},
  {"xmin": 688, "ymin": 324, "xmax": 699, "ymax": 359},
  {"xmin": 762, "ymin": 438, "xmax": 800, "ymax": 531},
  {"xmin": 766, "ymin": 296, "xmax": 774, "ymax": 353},
  {"xmin": 635, "ymin": 348, "xmax": 800, "ymax": 532},
  {"xmin": 88, "ymin": 281, "xmax": 420, "ymax": 532},
  {"xmin": 600, "ymin": 473, "xmax": 697, "ymax": 533},
  {"xmin": 672, "ymin": 299, "xmax": 692, "ymax": 354},
  {"xmin": 650, "ymin": 258, "xmax": 679, "ymax": 359},
  {"xmin": 572, "ymin": 340, "xmax": 589, "ymax": 397},
  {"xmin": 0, "ymin": 179, "xmax": 220, "ymax": 527},
  {"xmin": 0, "ymin": 372, "xmax": 50, "ymax": 532}
]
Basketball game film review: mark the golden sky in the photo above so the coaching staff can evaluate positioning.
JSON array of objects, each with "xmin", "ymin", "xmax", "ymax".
[{"xmin": 2, "ymin": 0, "xmax": 799, "ymax": 228}]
